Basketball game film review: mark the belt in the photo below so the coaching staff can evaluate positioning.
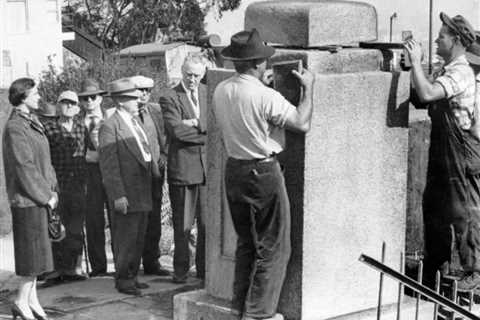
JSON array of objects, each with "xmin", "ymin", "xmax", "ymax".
[{"xmin": 228, "ymin": 155, "xmax": 276, "ymax": 164}]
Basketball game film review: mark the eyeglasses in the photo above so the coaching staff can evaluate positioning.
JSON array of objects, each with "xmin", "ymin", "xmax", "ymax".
[
  {"xmin": 139, "ymin": 88, "xmax": 152, "ymax": 93},
  {"xmin": 59, "ymin": 100, "xmax": 78, "ymax": 105},
  {"xmin": 80, "ymin": 95, "xmax": 97, "ymax": 101}
]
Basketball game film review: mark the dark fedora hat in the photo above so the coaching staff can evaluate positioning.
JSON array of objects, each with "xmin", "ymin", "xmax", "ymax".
[
  {"xmin": 440, "ymin": 12, "xmax": 476, "ymax": 48},
  {"xmin": 467, "ymin": 31, "xmax": 480, "ymax": 65},
  {"xmin": 78, "ymin": 78, "xmax": 107, "ymax": 97},
  {"xmin": 221, "ymin": 29, "xmax": 275, "ymax": 61}
]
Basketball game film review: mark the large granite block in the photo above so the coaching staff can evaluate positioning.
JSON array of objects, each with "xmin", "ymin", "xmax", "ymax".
[
  {"xmin": 245, "ymin": 1, "xmax": 377, "ymax": 48},
  {"xmin": 188, "ymin": 68, "xmax": 410, "ymax": 320}
]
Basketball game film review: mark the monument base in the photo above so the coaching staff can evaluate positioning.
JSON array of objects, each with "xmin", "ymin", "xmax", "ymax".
[{"xmin": 173, "ymin": 290, "xmax": 436, "ymax": 320}]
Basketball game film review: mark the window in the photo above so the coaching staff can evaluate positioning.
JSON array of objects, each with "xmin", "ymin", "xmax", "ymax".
[
  {"xmin": 6, "ymin": 0, "xmax": 28, "ymax": 34},
  {"xmin": 46, "ymin": 0, "xmax": 59, "ymax": 23}
]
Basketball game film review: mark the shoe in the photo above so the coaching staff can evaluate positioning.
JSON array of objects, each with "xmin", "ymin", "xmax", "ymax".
[
  {"xmin": 144, "ymin": 267, "xmax": 170, "ymax": 276},
  {"xmin": 11, "ymin": 303, "xmax": 35, "ymax": 320},
  {"xmin": 62, "ymin": 274, "xmax": 87, "ymax": 282},
  {"xmin": 172, "ymin": 275, "xmax": 188, "ymax": 284},
  {"xmin": 89, "ymin": 269, "xmax": 107, "ymax": 277},
  {"xmin": 457, "ymin": 272, "xmax": 480, "ymax": 291},
  {"xmin": 40, "ymin": 276, "xmax": 65, "ymax": 288},
  {"xmin": 117, "ymin": 286, "xmax": 142, "ymax": 296},
  {"xmin": 135, "ymin": 281, "xmax": 149, "ymax": 289},
  {"xmin": 30, "ymin": 307, "xmax": 49, "ymax": 320}
]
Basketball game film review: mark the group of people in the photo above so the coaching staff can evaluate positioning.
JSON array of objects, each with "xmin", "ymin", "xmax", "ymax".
[
  {"xmin": 3, "ymin": 53, "xmax": 209, "ymax": 319},
  {"xmin": 7, "ymin": 12, "xmax": 480, "ymax": 320}
]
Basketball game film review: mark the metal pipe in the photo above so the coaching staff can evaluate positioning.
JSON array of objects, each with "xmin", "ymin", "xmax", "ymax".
[
  {"xmin": 377, "ymin": 242, "xmax": 386, "ymax": 320},
  {"xmin": 452, "ymin": 280, "xmax": 458, "ymax": 319},
  {"xmin": 390, "ymin": 13, "xmax": 398, "ymax": 42},
  {"xmin": 428, "ymin": 0, "xmax": 433, "ymax": 74},
  {"xmin": 359, "ymin": 254, "xmax": 480, "ymax": 320},
  {"xmin": 415, "ymin": 260, "xmax": 423, "ymax": 320},
  {"xmin": 396, "ymin": 252, "xmax": 404, "ymax": 320}
]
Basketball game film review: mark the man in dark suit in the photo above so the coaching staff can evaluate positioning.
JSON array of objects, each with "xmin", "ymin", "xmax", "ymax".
[
  {"xmin": 131, "ymin": 75, "xmax": 170, "ymax": 276},
  {"xmin": 159, "ymin": 53, "xmax": 208, "ymax": 283},
  {"xmin": 98, "ymin": 78, "xmax": 153, "ymax": 295}
]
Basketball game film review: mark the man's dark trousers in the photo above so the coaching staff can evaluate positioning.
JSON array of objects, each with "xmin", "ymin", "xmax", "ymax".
[
  {"xmin": 85, "ymin": 163, "xmax": 110, "ymax": 274},
  {"xmin": 225, "ymin": 158, "xmax": 291, "ymax": 319},
  {"xmin": 142, "ymin": 171, "xmax": 165, "ymax": 271},
  {"xmin": 52, "ymin": 180, "xmax": 86, "ymax": 272},
  {"xmin": 111, "ymin": 210, "xmax": 149, "ymax": 289},
  {"xmin": 169, "ymin": 184, "xmax": 206, "ymax": 280}
]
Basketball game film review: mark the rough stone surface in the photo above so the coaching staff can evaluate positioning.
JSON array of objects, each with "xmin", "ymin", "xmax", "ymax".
[
  {"xmin": 0, "ymin": 89, "xmax": 12, "ymax": 237},
  {"xmin": 192, "ymin": 68, "xmax": 410, "ymax": 320},
  {"xmin": 270, "ymin": 48, "xmax": 383, "ymax": 74},
  {"xmin": 245, "ymin": 1, "xmax": 378, "ymax": 47},
  {"xmin": 174, "ymin": 290, "xmax": 239, "ymax": 320},
  {"xmin": 302, "ymin": 71, "xmax": 409, "ymax": 319}
]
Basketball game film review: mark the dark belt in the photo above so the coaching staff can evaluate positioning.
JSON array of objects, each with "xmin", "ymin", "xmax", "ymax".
[{"xmin": 228, "ymin": 155, "xmax": 276, "ymax": 164}]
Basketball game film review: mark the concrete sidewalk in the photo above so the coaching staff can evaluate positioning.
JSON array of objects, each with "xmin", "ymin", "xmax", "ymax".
[{"xmin": 0, "ymin": 274, "xmax": 202, "ymax": 320}]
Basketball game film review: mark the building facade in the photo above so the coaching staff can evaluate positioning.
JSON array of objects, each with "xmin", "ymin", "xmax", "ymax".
[{"xmin": 0, "ymin": 0, "xmax": 65, "ymax": 88}]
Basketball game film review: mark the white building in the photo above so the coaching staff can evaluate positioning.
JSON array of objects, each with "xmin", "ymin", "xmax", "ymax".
[
  {"xmin": 205, "ymin": 0, "xmax": 480, "ymax": 46},
  {"xmin": 0, "ymin": 0, "xmax": 66, "ymax": 88}
]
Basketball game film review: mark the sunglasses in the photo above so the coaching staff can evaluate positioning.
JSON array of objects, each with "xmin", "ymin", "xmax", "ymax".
[
  {"xmin": 80, "ymin": 95, "xmax": 98, "ymax": 101},
  {"xmin": 59, "ymin": 100, "xmax": 78, "ymax": 105},
  {"xmin": 139, "ymin": 88, "xmax": 152, "ymax": 93}
]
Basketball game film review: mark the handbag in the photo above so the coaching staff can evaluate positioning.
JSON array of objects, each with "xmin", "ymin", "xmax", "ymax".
[{"xmin": 46, "ymin": 206, "xmax": 65, "ymax": 242}]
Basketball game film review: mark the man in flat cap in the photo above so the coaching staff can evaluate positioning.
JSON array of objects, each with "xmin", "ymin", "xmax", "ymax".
[
  {"xmin": 78, "ymin": 79, "xmax": 112, "ymax": 277},
  {"xmin": 406, "ymin": 13, "xmax": 480, "ymax": 290},
  {"xmin": 213, "ymin": 29, "xmax": 314, "ymax": 320},
  {"xmin": 43, "ymin": 90, "xmax": 87, "ymax": 284},
  {"xmin": 131, "ymin": 75, "xmax": 170, "ymax": 276},
  {"xmin": 159, "ymin": 53, "xmax": 208, "ymax": 283},
  {"xmin": 98, "ymin": 78, "xmax": 152, "ymax": 295}
]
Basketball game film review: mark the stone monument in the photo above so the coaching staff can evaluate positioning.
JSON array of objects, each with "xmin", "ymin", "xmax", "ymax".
[{"xmin": 175, "ymin": 1, "xmax": 431, "ymax": 319}]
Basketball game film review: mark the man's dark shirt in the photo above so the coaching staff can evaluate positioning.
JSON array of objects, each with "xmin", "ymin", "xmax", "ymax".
[{"xmin": 43, "ymin": 115, "xmax": 87, "ymax": 190}]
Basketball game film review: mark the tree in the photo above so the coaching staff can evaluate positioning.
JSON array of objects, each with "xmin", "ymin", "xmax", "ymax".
[{"xmin": 63, "ymin": 0, "xmax": 241, "ymax": 49}]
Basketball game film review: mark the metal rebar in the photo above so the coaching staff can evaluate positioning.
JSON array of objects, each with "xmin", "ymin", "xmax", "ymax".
[
  {"xmin": 377, "ymin": 242, "xmax": 386, "ymax": 320},
  {"xmin": 433, "ymin": 271, "xmax": 440, "ymax": 320},
  {"xmin": 415, "ymin": 260, "xmax": 423, "ymax": 320},
  {"xmin": 359, "ymin": 254, "xmax": 480, "ymax": 320},
  {"xmin": 452, "ymin": 280, "xmax": 458, "ymax": 319},
  {"xmin": 397, "ymin": 252, "xmax": 404, "ymax": 320},
  {"xmin": 469, "ymin": 290, "xmax": 474, "ymax": 312}
]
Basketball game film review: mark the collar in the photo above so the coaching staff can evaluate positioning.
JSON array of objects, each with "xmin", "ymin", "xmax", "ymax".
[
  {"xmin": 181, "ymin": 81, "xmax": 198, "ymax": 96},
  {"xmin": 237, "ymin": 73, "xmax": 264, "ymax": 86},
  {"xmin": 85, "ymin": 108, "xmax": 103, "ymax": 119},
  {"xmin": 443, "ymin": 54, "xmax": 469, "ymax": 71}
]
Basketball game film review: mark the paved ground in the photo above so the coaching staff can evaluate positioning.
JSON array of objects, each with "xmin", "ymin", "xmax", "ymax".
[{"xmin": 0, "ymin": 273, "xmax": 202, "ymax": 320}]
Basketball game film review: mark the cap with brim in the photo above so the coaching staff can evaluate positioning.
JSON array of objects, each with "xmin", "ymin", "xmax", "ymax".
[
  {"xmin": 440, "ymin": 12, "xmax": 475, "ymax": 48},
  {"xmin": 221, "ymin": 28, "xmax": 275, "ymax": 61},
  {"xmin": 130, "ymin": 75, "xmax": 154, "ymax": 89},
  {"xmin": 78, "ymin": 78, "xmax": 107, "ymax": 97},
  {"xmin": 57, "ymin": 90, "xmax": 79, "ymax": 104},
  {"xmin": 467, "ymin": 31, "xmax": 480, "ymax": 65},
  {"xmin": 107, "ymin": 78, "xmax": 142, "ymax": 98}
]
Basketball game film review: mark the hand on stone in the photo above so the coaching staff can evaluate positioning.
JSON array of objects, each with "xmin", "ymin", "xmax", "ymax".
[
  {"xmin": 114, "ymin": 196, "xmax": 128, "ymax": 215},
  {"xmin": 47, "ymin": 192, "xmax": 58, "ymax": 210},
  {"xmin": 182, "ymin": 119, "xmax": 198, "ymax": 127},
  {"xmin": 404, "ymin": 39, "xmax": 423, "ymax": 66},
  {"xmin": 261, "ymin": 69, "xmax": 274, "ymax": 87},
  {"xmin": 292, "ymin": 68, "xmax": 314, "ymax": 89}
]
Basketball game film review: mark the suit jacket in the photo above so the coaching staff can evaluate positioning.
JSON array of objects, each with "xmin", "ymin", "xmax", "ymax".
[
  {"xmin": 98, "ymin": 110, "xmax": 152, "ymax": 212},
  {"xmin": 3, "ymin": 110, "xmax": 57, "ymax": 208},
  {"xmin": 141, "ymin": 102, "xmax": 167, "ymax": 198},
  {"xmin": 159, "ymin": 83, "xmax": 207, "ymax": 186}
]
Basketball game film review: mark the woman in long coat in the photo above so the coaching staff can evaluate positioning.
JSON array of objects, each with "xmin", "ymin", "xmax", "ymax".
[{"xmin": 3, "ymin": 78, "xmax": 58, "ymax": 320}]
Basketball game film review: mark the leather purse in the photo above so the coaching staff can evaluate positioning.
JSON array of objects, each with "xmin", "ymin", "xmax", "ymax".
[{"xmin": 46, "ymin": 206, "xmax": 65, "ymax": 242}]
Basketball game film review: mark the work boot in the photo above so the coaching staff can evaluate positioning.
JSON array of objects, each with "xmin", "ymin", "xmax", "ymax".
[{"xmin": 457, "ymin": 272, "xmax": 480, "ymax": 291}]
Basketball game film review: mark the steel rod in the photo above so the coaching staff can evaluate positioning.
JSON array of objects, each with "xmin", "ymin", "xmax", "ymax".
[
  {"xmin": 433, "ymin": 271, "xmax": 440, "ymax": 320},
  {"xmin": 452, "ymin": 280, "xmax": 458, "ymax": 319},
  {"xmin": 428, "ymin": 0, "xmax": 433, "ymax": 74},
  {"xmin": 377, "ymin": 242, "xmax": 386, "ymax": 320},
  {"xmin": 415, "ymin": 260, "xmax": 423, "ymax": 320},
  {"xmin": 359, "ymin": 254, "xmax": 480, "ymax": 320},
  {"xmin": 396, "ymin": 252, "xmax": 404, "ymax": 320},
  {"xmin": 469, "ymin": 290, "xmax": 474, "ymax": 311}
]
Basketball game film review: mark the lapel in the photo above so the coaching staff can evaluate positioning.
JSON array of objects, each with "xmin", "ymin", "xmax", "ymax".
[
  {"xmin": 114, "ymin": 111, "xmax": 149, "ymax": 169},
  {"xmin": 175, "ymin": 84, "xmax": 197, "ymax": 119},
  {"xmin": 198, "ymin": 84, "xmax": 207, "ymax": 129}
]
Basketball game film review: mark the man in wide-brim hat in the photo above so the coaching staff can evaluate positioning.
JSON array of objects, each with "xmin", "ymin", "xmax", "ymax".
[
  {"xmin": 405, "ymin": 13, "xmax": 480, "ymax": 291},
  {"xmin": 213, "ymin": 29, "xmax": 314, "ymax": 320},
  {"xmin": 77, "ymin": 78, "xmax": 112, "ymax": 278},
  {"xmin": 98, "ymin": 77, "xmax": 153, "ymax": 296}
]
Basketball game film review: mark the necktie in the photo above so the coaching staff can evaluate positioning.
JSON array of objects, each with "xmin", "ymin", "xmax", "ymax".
[
  {"xmin": 88, "ymin": 115, "xmax": 98, "ymax": 133},
  {"xmin": 131, "ymin": 117, "xmax": 151, "ymax": 158},
  {"xmin": 190, "ymin": 90, "xmax": 198, "ymax": 107},
  {"xmin": 138, "ymin": 105, "xmax": 146, "ymax": 123}
]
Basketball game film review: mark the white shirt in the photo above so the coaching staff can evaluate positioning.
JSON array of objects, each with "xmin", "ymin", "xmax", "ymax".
[
  {"xmin": 116, "ymin": 108, "xmax": 152, "ymax": 162},
  {"xmin": 181, "ymin": 81, "xmax": 200, "ymax": 118},
  {"xmin": 213, "ymin": 73, "xmax": 296, "ymax": 159}
]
